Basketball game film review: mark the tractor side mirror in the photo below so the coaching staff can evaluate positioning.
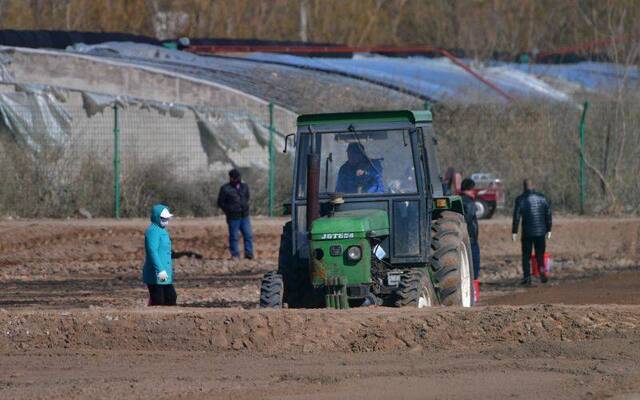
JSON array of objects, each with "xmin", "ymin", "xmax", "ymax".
[{"xmin": 283, "ymin": 133, "xmax": 295, "ymax": 153}]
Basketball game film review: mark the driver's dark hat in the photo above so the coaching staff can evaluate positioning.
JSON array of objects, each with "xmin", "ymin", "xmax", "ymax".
[{"xmin": 347, "ymin": 142, "xmax": 366, "ymax": 156}]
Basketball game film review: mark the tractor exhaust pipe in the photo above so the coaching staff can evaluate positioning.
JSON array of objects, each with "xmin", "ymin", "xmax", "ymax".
[{"xmin": 306, "ymin": 152, "xmax": 321, "ymax": 231}]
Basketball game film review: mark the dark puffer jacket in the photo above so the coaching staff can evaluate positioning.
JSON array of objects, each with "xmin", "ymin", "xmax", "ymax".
[
  {"xmin": 512, "ymin": 190, "xmax": 552, "ymax": 238},
  {"xmin": 217, "ymin": 182, "xmax": 250, "ymax": 220},
  {"xmin": 461, "ymin": 193, "xmax": 479, "ymax": 243}
]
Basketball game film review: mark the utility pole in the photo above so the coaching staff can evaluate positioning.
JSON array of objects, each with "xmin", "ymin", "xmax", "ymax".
[{"xmin": 299, "ymin": 0, "xmax": 309, "ymax": 42}]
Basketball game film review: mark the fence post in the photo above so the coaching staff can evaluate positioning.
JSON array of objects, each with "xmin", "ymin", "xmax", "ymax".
[
  {"xmin": 113, "ymin": 104, "xmax": 121, "ymax": 219},
  {"xmin": 579, "ymin": 101, "xmax": 589, "ymax": 215},
  {"xmin": 268, "ymin": 102, "xmax": 275, "ymax": 217}
]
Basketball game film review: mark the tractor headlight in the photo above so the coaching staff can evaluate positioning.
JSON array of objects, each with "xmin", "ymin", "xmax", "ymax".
[{"xmin": 346, "ymin": 245, "xmax": 362, "ymax": 261}]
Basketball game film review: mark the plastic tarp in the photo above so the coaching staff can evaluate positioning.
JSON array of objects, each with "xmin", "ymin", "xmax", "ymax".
[
  {"xmin": 66, "ymin": 42, "xmax": 578, "ymax": 103},
  {"xmin": 492, "ymin": 61, "xmax": 640, "ymax": 92},
  {"xmin": 80, "ymin": 91, "xmax": 286, "ymax": 171},
  {"xmin": 194, "ymin": 109, "xmax": 283, "ymax": 170},
  {"xmin": 79, "ymin": 91, "xmax": 285, "ymax": 172},
  {"xmin": 244, "ymin": 53, "xmax": 639, "ymax": 100},
  {"xmin": 0, "ymin": 86, "xmax": 72, "ymax": 150},
  {"xmin": 0, "ymin": 52, "xmax": 14, "ymax": 83},
  {"xmin": 67, "ymin": 42, "xmax": 640, "ymax": 104},
  {"xmin": 242, "ymin": 53, "xmax": 572, "ymax": 103},
  {"xmin": 0, "ymin": 83, "xmax": 280, "ymax": 172},
  {"xmin": 0, "ymin": 30, "xmax": 159, "ymax": 49}
]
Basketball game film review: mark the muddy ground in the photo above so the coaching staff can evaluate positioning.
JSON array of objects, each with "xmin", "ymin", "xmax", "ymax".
[{"xmin": 1, "ymin": 216, "xmax": 639, "ymax": 399}]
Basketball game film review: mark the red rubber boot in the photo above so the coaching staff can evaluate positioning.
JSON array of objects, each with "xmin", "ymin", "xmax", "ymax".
[{"xmin": 473, "ymin": 279, "xmax": 480, "ymax": 304}]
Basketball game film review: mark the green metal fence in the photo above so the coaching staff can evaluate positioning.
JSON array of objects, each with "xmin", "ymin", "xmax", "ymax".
[
  {"xmin": 0, "ymin": 87, "xmax": 293, "ymax": 218},
  {"xmin": 3, "ymin": 86, "xmax": 640, "ymax": 218}
]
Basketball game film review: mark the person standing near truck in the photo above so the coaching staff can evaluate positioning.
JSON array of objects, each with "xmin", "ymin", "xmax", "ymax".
[
  {"xmin": 142, "ymin": 204, "xmax": 177, "ymax": 306},
  {"xmin": 217, "ymin": 169, "xmax": 254, "ymax": 260},
  {"xmin": 512, "ymin": 179, "xmax": 552, "ymax": 286},
  {"xmin": 460, "ymin": 178, "xmax": 481, "ymax": 296}
]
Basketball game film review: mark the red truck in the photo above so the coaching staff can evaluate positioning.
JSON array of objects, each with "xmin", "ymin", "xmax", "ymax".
[{"xmin": 444, "ymin": 169, "xmax": 505, "ymax": 219}]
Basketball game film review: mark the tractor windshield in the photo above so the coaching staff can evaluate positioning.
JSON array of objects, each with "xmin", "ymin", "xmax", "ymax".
[{"xmin": 297, "ymin": 129, "xmax": 417, "ymax": 198}]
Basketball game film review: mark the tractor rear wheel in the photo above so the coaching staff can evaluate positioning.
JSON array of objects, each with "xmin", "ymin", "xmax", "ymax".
[
  {"xmin": 259, "ymin": 271, "xmax": 284, "ymax": 308},
  {"xmin": 394, "ymin": 269, "xmax": 438, "ymax": 308},
  {"xmin": 277, "ymin": 222, "xmax": 308, "ymax": 308},
  {"xmin": 430, "ymin": 211, "xmax": 475, "ymax": 307}
]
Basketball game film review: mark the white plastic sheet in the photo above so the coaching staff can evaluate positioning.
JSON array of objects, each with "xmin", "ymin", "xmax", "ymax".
[{"xmin": 0, "ymin": 89, "xmax": 71, "ymax": 150}]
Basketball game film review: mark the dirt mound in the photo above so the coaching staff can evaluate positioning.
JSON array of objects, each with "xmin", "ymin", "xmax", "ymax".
[
  {"xmin": 2, "ymin": 305, "xmax": 640, "ymax": 354},
  {"xmin": 2, "ymin": 217, "xmax": 640, "ymax": 399}
]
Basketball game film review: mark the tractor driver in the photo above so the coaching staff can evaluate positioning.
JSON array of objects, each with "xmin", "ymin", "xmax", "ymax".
[{"xmin": 336, "ymin": 142, "xmax": 384, "ymax": 194}]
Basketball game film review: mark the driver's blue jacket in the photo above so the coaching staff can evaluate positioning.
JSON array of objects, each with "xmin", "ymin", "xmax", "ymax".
[{"xmin": 335, "ymin": 161, "xmax": 384, "ymax": 194}]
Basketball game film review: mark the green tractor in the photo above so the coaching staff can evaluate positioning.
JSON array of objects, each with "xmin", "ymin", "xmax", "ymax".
[{"xmin": 260, "ymin": 110, "xmax": 475, "ymax": 309}]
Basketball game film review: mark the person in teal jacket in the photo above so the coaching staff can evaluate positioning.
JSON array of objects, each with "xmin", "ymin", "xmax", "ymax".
[{"xmin": 142, "ymin": 204, "xmax": 177, "ymax": 306}]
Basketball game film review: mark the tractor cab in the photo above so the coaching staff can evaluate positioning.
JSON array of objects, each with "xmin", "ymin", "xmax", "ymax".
[
  {"xmin": 260, "ymin": 110, "xmax": 474, "ymax": 309},
  {"xmin": 293, "ymin": 111, "xmax": 442, "ymax": 264}
]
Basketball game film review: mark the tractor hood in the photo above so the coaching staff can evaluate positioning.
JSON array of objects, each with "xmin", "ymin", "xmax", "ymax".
[{"xmin": 311, "ymin": 209, "xmax": 389, "ymax": 240}]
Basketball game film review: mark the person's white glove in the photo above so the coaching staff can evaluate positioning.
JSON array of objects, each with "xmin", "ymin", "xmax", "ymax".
[
  {"xmin": 157, "ymin": 271, "xmax": 168, "ymax": 282},
  {"xmin": 547, "ymin": 232, "xmax": 552, "ymax": 240},
  {"xmin": 512, "ymin": 234, "xmax": 517, "ymax": 242}
]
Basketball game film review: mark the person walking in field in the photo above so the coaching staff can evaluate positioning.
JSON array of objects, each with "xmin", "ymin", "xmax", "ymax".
[
  {"xmin": 460, "ymin": 178, "xmax": 481, "ymax": 288},
  {"xmin": 217, "ymin": 169, "xmax": 254, "ymax": 260},
  {"xmin": 512, "ymin": 179, "xmax": 552, "ymax": 286},
  {"xmin": 142, "ymin": 204, "xmax": 177, "ymax": 306}
]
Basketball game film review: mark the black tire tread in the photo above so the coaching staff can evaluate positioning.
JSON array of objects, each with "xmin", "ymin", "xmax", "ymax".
[
  {"xmin": 394, "ymin": 270, "xmax": 437, "ymax": 307},
  {"xmin": 259, "ymin": 271, "xmax": 283, "ymax": 308},
  {"xmin": 277, "ymin": 222, "xmax": 307, "ymax": 308},
  {"xmin": 430, "ymin": 211, "xmax": 475, "ymax": 306}
]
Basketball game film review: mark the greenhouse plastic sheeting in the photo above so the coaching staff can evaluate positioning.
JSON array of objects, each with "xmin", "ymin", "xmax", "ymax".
[
  {"xmin": 66, "ymin": 42, "xmax": 422, "ymax": 112},
  {"xmin": 492, "ymin": 61, "xmax": 640, "ymax": 92},
  {"xmin": 0, "ymin": 82, "xmax": 280, "ymax": 172},
  {"xmin": 0, "ymin": 88, "xmax": 71, "ymax": 150},
  {"xmin": 248, "ymin": 53, "xmax": 640, "ymax": 102},
  {"xmin": 194, "ymin": 109, "xmax": 283, "ymax": 170},
  {"xmin": 243, "ymin": 53, "xmax": 571, "ymax": 102},
  {"xmin": 69, "ymin": 42, "xmax": 568, "ymax": 103},
  {"xmin": 0, "ymin": 52, "xmax": 14, "ymax": 82},
  {"xmin": 68, "ymin": 42, "xmax": 639, "ymax": 104},
  {"xmin": 245, "ymin": 53, "xmax": 639, "ymax": 100}
]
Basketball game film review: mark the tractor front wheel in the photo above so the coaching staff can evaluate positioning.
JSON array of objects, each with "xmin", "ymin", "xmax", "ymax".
[
  {"xmin": 394, "ymin": 269, "xmax": 438, "ymax": 308},
  {"xmin": 259, "ymin": 271, "xmax": 284, "ymax": 308},
  {"xmin": 430, "ymin": 211, "xmax": 475, "ymax": 307}
]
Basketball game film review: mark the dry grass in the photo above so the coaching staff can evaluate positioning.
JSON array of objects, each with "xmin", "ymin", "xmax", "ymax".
[
  {"xmin": 1, "ymin": 0, "xmax": 638, "ymax": 62},
  {"xmin": 434, "ymin": 94, "xmax": 640, "ymax": 214}
]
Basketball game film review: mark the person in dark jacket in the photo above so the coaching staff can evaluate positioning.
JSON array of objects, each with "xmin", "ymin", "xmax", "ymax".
[
  {"xmin": 336, "ymin": 142, "xmax": 384, "ymax": 194},
  {"xmin": 460, "ymin": 178, "xmax": 480, "ymax": 281},
  {"xmin": 217, "ymin": 169, "xmax": 254, "ymax": 260},
  {"xmin": 142, "ymin": 204, "xmax": 177, "ymax": 306},
  {"xmin": 512, "ymin": 179, "xmax": 552, "ymax": 286}
]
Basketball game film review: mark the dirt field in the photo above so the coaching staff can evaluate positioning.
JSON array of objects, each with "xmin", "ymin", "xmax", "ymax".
[{"xmin": 1, "ymin": 216, "xmax": 640, "ymax": 399}]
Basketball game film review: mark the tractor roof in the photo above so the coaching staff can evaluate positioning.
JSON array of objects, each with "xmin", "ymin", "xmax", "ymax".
[{"xmin": 297, "ymin": 110, "xmax": 432, "ymax": 126}]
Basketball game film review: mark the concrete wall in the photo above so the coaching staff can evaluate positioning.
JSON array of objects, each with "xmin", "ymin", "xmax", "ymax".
[
  {"xmin": 0, "ymin": 46, "xmax": 298, "ymax": 181},
  {"xmin": 0, "ymin": 46, "xmax": 297, "ymax": 134}
]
